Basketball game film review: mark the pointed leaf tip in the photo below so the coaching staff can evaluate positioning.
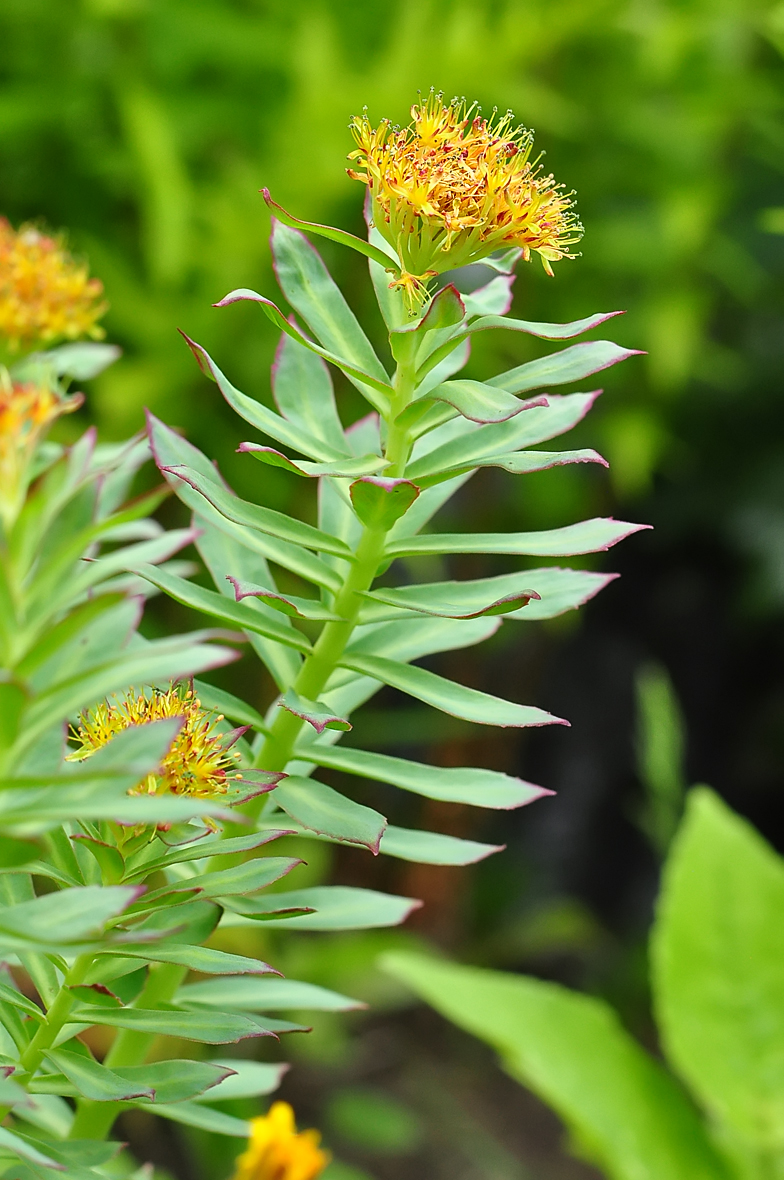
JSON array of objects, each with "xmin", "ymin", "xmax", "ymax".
[{"xmin": 350, "ymin": 476, "xmax": 420, "ymax": 529}]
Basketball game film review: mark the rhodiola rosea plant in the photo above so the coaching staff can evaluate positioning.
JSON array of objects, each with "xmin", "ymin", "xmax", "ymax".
[
  {"xmin": 143, "ymin": 95, "xmax": 645, "ymax": 925},
  {"xmin": 0, "ymin": 221, "xmax": 374, "ymax": 1180}
]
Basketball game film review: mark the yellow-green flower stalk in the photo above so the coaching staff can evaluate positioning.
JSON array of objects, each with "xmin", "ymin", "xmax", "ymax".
[
  {"xmin": 231, "ymin": 1103, "xmax": 330, "ymax": 1180},
  {"xmin": 348, "ymin": 90, "xmax": 583, "ymax": 311}
]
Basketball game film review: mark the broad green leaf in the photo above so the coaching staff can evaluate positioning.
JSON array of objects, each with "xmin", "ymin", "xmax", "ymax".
[
  {"xmin": 44, "ymin": 1048, "xmax": 154, "ymax": 1102},
  {"xmin": 272, "ymin": 331, "xmax": 349, "ymax": 454},
  {"xmin": 271, "ymin": 220, "xmax": 392, "ymax": 404},
  {"xmin": 0, "ymin": 780, "xmax": 238, "ymax": 831},
  {"xmin": 130, "ymin": 563, "xmax": 311, "ymax": 652},
  {"xmin": 213, "ymin": 289, "xmax": 392, "ymax": 403},
  {"xmin": 26, "ymin": 597, "xmax": 142, "ymax": 694},
  {"xmin": 292, "ymin": 743, "xmax": 547, "ymax": 810},
  {"xmin": 111, "ymin": 943, "xmax": 281, "ymax": 976},
  {"xmin": 272, "ymin": 775, "xmax": 387, "ymax": 853},
  {"xmin": 178, "ymin": 977, "xmax": 363, "ymax": 1012},
  {"xmin": 349, "ymin": 478, "xmax": 420, "ymax": 530},
  {"xmin": 393, "ymin": 284, "xmax": 465, "ymax": 338},
  {"xmin": 116, "ymin": 1059, "xmax": 236, "ymax": 1104},
  {"xmin": 489, "ymin": 340, "xmax": 640, "ymax": 395},
  {"xmin": 418, "ymin": 310, "xmax": 624, "ymax": 380},
  {"xmin": 407, "ymin": 392, "xmax": 600, "ymax": 474},
  {"xmin": 379, "ymin": 826, "xmax": 503, "ymax": 865},
  {"xmin": 194, "ymin": 516, "xmax": 303, "ymax": 690},
  {"xmin": 19, "ymin": 636, "xmax": 237, "ymax": 754},
  {"xmin": 22, "ymin": 342, "xmax": 122, "ymax": 381},
  {"xmin": 385, "ymin": 517, "xmax": 649, "ymax": 559},
  {"xmin": 358, "ymin": 578, "xmax": 540, "ymax": 622},
  {"xmin": 461, "ymin": 274, "xmax": 515, "ymax": 318},
  {"xmin": 146, "ymin": 1099, "xmax": 250, "ymax": 1136},
  {"xmin": 29, "ymin": 1058, "xmax": 231, "ymax": 1103},
  {"xmin": 469, "ymin": 309, "xmax": 623, "ymax": 340},
  {"xmin": 651, "ymin": 789, "xmax": 784, "ymax": 1154},
  {"xmin": 265, "ymin": 190, "xmax": 398, "ymax": 273},
  {"xmin": 407, "ymin": 381, "xmax": 548, "ymax": 426},
  {"xmin": 228, "ymin": 580, "xmax": 341, "ymax": 622},
  {"xmin": 278, "ymin": 688, "xmax": 351, "ymax": 733},
  {"xmin": 9, "ymin": 1134, "xmax": 119, "ymax": 1169},
  {"xmin": 410, "ymin": 447, "xmax": 607, "ymax": 486},
  {"xmin": 358, "ymin": 567, "xmax": 615, "ymax": 624},
  {"xmin": 384, "ymin": 954, "xmax": 730, "ymax": 1180},
  {"xmin": 124, "ymin": 828, "xmax": 289, "ymax": 879},
  {"xmin": 137, "ymin": 856, "xmax": 299, "ymax": 905},
  {"xmin": 64, "ymin": 528, "xmax": 198, "ymax": 602},
  {"xmin": 68, "ymin": 1004, "xmax": 276, "ymax": 1043},
  {"xmin": 0, "ymin": 979, "xmax": 45, "ymax": 1021},
  {"xmin": 338, "ymin": 653, "xmax": 566, "ymax": 729},
  {"xmin": 164, "ymin": 464, "xmax": 354, "ymax": 559},
  {"xmin": 0, "ymin": 885, "xmax": 139, "ymax": 945},
  {"xmin": 0, "ymin": 1125, "xmax": 63, "ymax": 1169},
  {"xmin": 225, "ymin": 886, "xmax": 419, "ymax": 931},
  {"xmin": 149, "ymin": 414, "xmax": 341, "ymax": 594},
  {"xmin": 240, "ymin": 443, "xmax": 386, "ymax": 479},
  {"xmin": 191, "ymin": 1058, "xmax": 288, "ymax": 1100}
]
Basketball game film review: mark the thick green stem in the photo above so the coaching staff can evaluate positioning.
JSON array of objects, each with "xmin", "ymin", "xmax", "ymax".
[
  {"xmin": 68, "ymin": 962, "xmax": 187, "ymax": 1141},
  {"xmin": 249, "ymin": 345, "xmax": 420, "ymax": 797},
  {"xmin": 19, "ymin": 952, "xmax": 93, "ymax": 1076}
]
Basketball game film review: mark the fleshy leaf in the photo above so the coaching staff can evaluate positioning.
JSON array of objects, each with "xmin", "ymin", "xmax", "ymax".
[
  {"xmin": 339, "ymin": 653, "xmax": 568, "ymax": 729},
  {"xmin": 263, "ymin": 189, "xmax": 399, "ymax": 272},
  {"xmin": 212, "ymin": 289, "xmax": 393, "ymax": 396},
  {"xmin": 179, "ymin": 976, "xmax": 364, "ymax": 1012},
  {"xmin": 379, "ymin": 826, "xmax": 504, "ymax": 865},
  {"xmin": 238, "ymin": 443, "xmax": 388, "ymax": 479},
  {"xmin": 386, "ymin": 518, "xmax": 650, "ymax": 559},
  {"xmin": 359, "ymin": 582, "xmax": 540, "ymax": 620},
  {"xmin": 272, "ymin": 775, "xmax": 387, "ymax": 853},
  {"xmin": 226, "ymin": 577, "xmax": 342, "ymax": 621},
  {"xmin": 291, "ymin": 745, "xmax": 547, "ymax": 810},
  {"xmin": 407, "ymin": 381, "xmax": 549, "ymax": 426},
  {"xmin": 162, "ymin": 464, "xmax": 354, "ymax": 560},
  {"xmin": 226, "ymin": 886, "xmax": 420, "ymax": 931},
  {"xmin": 278, "ymin": 687, "xmax": 352, "ymax": 734},
  {"xmin": 350, "ymin": 477, "xmax": 420, "ymax": 530}
]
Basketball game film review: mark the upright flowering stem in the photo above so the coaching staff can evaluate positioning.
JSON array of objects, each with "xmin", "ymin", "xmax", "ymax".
[{"xmin": 250, "ymin": 344, "xmax": 419, "ymax": 789}]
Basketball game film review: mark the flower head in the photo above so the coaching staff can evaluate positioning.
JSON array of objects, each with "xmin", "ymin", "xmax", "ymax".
[
  {"xmin": 0, "ymin": 372, "xmax": 82, "ymax": 530},
  {"xmin": 68, "ymin": 684, "xmax": 244, "ymax": 799},
  {"xmin": 348, "ymin": 91, "xmax": 583, "ymax": 311},
  {"xmin": 0, "ymin": 217, "xmax": 107, "ymax": 353},
  {"xmin": 232, "ymin": 1103, "xmax": 329, "ymax": 1180}
]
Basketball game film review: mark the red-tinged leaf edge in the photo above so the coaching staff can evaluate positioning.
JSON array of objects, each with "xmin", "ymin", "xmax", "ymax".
[
  {"xmin": 262, "ymin": 189, "xmax": 400, "ymax": 273},
  {"xmin": 276, "ymin": 692, "xmax": 352, "ymax": 736}
]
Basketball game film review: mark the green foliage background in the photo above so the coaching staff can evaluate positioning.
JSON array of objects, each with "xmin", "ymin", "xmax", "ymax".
[
  {"xmin": 2, "ymin": 2, "xmax": 784, "ymax": 1177},
  {"xmin": 4, "ymin": 0, "xmax": 783, "ymax": 514}
]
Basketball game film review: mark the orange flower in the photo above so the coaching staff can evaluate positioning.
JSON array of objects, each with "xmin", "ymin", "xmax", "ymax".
[
  {"xmin": 348, "ymin": 91, "xmax": 583, "ymax": 310},
  {"xmin": 0, "ymin": 374, "xmax": 82, "ymax": 530},
  {"xmin": 68, "ymin": 685, "xmax": 244, "ymax": 800},
  {"xmin": 232, "ymin": 1103, "xmax": 330, "ymax": 1180},
  {"xmin": 0, "ymin": 218, "xmax": 107, "ymax": 352}
]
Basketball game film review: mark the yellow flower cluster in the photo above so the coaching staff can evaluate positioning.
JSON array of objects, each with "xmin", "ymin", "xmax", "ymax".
[
  {"xmin": 232, "ymin": 1104, "xmax": 330, "ymax": 1180},
  {"xmin": 348, "ymin": 92, "xmax": 583, "ymax": 309},
  {"xmin": 0, "ymin": 375, "xmax": 82, "ymax": 530},
  {"xmin": 69, "ymin": 685, "xmax": 244, "ymax": 799},
  {"xmin": 0, "ymin": 217, "xmax": 107, "ymax": 352}
]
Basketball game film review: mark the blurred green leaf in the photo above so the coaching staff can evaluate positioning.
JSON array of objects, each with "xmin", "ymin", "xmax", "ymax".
[{"xmin": 651, "ymin": 788, "xmax": 784, "ymax": 1157}]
